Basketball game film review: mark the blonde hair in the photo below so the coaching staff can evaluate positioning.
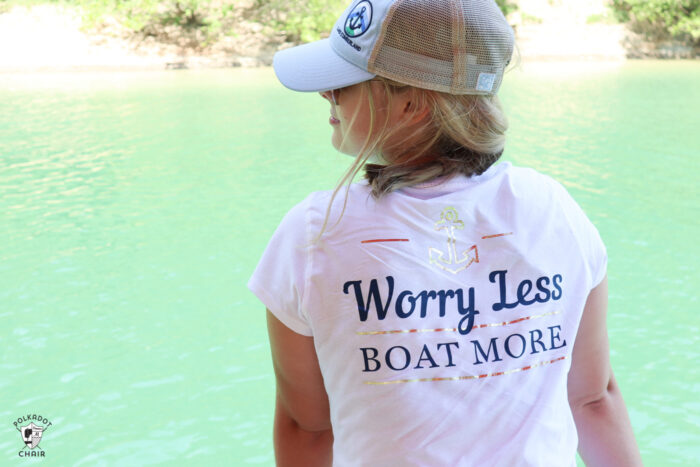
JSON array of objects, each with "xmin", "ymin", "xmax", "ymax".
[{"xmin": 316, "ymin": 77, "xmax": 508, "ymax": 240}]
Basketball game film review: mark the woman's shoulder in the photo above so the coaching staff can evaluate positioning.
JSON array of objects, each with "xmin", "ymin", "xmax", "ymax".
[
  {"xmin": 488, "ymin": 163, "xmax": 599, "ymax": 235},
  {"xmin": 504, "ymin": 164, "xmax": 604, "ymax": 244},
  {"xmin": 298, "ymin": 181, "xmax": 373, "ymax": 212},
  {"xmin": 497, "ymin": 163, "xmax": 579, "ymax": 206},
  {"xmin": 502, "ymin": 162, "xmax": 561, "ymax": 189},
  {"xmin": 279, "ymin": 181, "xmax": 373, "ymax": 226},
  {"xmin": 440, "ymin": 161, "xmax": 562, "ymax": 194}
]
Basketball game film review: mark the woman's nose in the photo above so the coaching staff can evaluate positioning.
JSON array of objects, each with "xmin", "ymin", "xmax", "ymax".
[{"xmin": 320, "ymin": 90, "xmax": 338, "ymax": 105}]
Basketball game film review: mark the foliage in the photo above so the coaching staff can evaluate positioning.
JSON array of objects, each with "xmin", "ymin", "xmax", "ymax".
[
  {"xmin": 521, "ymin": 12, "xmax": 543, "ymax": 24},
  {"xmin": 0, "ymin": 0, "xmax": 59, "ymax": 14},
  {"xmin": 73, "ymin": 0, "xmax": 237, "ymax": 47},
  {"xmin": 586, "ymin": 12, "xmax": 619, "ymax": 25},
  {"xmin": 1, "ymin": 0, "xmax": 524, "ymax": 49},
  {"xmin": 610, "ymin": 0, "xmax": 700, "ymax": 44},
  {"xmin": 251, "ymin": 0, "xmax": 346, "ymax": 43}
]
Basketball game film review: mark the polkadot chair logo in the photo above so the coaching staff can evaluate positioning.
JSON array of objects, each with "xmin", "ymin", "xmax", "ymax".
[{"xmin": 13, "ymin": 414, "xmax": 53, "ymax": 458}]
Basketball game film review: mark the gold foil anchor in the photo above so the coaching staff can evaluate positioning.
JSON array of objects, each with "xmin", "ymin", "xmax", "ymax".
[{"xmin": 429, "ymin": 207, "xmax": 479, "ymax": 274}]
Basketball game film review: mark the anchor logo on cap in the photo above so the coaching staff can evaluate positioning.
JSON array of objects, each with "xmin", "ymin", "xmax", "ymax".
[{"xmin": 345, "ymin": 0, "xmax": 373, "ymax": 38}]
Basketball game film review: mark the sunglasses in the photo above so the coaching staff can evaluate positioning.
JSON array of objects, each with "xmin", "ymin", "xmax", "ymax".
[
  {"xmin": 329, "ymin": 88, "xmax": 342, "ymax": 106},
  {"xmin": 326, "ymin": 79, "xmax": 384, "ymax": 106}
]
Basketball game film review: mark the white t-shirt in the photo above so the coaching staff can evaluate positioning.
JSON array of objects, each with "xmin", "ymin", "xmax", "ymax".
[{"xmin": 248, "ymin": 161, "xmax": 607, "ymax": 466}]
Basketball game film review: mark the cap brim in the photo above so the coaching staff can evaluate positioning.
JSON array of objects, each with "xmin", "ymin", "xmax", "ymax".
[{"xmin": 273, "ymin": 39, "xmax": 376, "ymax": 93}]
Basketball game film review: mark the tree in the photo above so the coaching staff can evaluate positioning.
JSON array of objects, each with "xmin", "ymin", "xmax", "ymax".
[{"xmin": 610, "ymin": 0, "xmax": 700, "ymax": 45}]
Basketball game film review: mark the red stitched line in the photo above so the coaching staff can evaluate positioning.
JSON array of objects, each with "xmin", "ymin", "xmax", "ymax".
[
  {"xmin": 361, "ymin": 238, "xmax": 410, "ymax": 244},
  {"xmin": 482, "ymin": 232, "xmax": 513, "ymax": 239}
]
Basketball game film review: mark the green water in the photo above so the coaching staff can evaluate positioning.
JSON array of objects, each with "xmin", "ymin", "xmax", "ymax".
[{"xmin": 1, "ymin": 62, "xmax": 698, "ymax": 465}]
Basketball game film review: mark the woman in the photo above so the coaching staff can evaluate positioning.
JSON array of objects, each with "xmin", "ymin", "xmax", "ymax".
[{"xmin": 248, "ymin": 0, "xmax": 642, "ymax": 465}]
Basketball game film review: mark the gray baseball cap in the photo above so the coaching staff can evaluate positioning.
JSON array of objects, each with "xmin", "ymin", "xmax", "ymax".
[{"xmin": 273, "ymin": 0, "xmax": 515, "ymax": 95}]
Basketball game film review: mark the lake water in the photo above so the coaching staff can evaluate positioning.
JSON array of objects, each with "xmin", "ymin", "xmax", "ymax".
[{"xmin": 1, "ymin": 61, "xmax": 698, "ymax": 465}]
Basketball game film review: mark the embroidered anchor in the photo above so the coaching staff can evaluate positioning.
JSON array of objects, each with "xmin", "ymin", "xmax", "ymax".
[
  {"xmin": 346, "ymin": 7, "xmax": 367, "ymax": 35},
  {"xmin": 429, "ymin": 207, "xmax": 479, "ymax": 274}
]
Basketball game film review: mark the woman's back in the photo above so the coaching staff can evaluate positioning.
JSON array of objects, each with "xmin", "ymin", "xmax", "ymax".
[{"xmin": 249, "ymin": 162, "xmax": 606, "ymax": 465}]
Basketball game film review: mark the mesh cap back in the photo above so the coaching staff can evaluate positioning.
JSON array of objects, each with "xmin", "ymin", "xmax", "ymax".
[{"xmin": 368, "ymin": 0, "xmax": 514, "ymax": 94}]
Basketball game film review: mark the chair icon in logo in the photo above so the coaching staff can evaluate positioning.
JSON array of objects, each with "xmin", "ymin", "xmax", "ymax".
[{"xmin": 20, "ymin": 422, "xmax": 44, "ymax": 449}]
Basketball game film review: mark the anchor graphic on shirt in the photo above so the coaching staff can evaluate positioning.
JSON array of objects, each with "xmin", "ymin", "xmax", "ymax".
[{"xmin": 429, "ymin": 207, "xmax": 479, "ymax": 274}]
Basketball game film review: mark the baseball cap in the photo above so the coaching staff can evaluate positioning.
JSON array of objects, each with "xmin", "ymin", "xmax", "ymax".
[{"xmin": 273, "ymin": 0, "xmax": 515, "ymax": 95}]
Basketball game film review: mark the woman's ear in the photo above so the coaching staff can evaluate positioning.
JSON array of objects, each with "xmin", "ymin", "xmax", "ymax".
[{"xmin": 397, "ymin": 91, "xmax": 431, "ymax": 125}]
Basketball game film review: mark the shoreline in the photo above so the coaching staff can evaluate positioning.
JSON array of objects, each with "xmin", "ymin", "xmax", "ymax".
[
  {"xmin": 0, "ymin": 4, "xmax": 695, "ymax": 74},
  {"xmin": 0, "ymin": 4, "xmax": 278, "ymax": 73}
]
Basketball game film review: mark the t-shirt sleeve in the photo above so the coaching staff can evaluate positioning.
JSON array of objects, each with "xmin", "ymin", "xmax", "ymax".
[
  {"xmin": 552, "ymin": 180, "xmax": 608, "ymax": 290},
  {"xmin": 247, "ymin": 196, "xmax": 313, "ymax": 336}
]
